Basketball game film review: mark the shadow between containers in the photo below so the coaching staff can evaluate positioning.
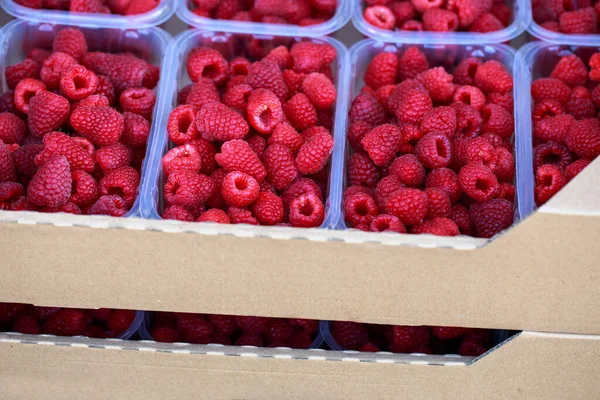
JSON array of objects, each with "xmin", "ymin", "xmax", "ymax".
[
  {"xmin": 0, "ymin": 0, "xmax": 176, "ymax": 29},
  {"xmin": 139, "ymin": 29, "xmax": 351, "ymax": 229},
  {"xmin": 0, "ymin": 20, "xmax": 173, "ymax": 219}
]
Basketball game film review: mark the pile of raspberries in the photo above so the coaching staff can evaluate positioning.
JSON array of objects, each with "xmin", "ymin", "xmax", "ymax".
[
  {"xmin": 147, "ymin": 312, "xmax": 320, "ymax": 348},
  {"xmin": 189, "ymin": 0, "xmax": 337, "ymax": 26},
  {"xmin": 0, "ymin": 28, "xmax": 158, "ymax": 216},
  {"xmin": 0, "ymin": 302, "xmax": 138, "ymax": 338},
  {"xmin": 533, "ymin": 0, "xmax": 600, "ymax": 34},
  {"xmin": 362, "ymin": 0, "xmax": 512, "ymax": 33},
  {"xmin": 531, "ymin": 52, "xmax": 600, "ymax": 206},
  {"xmin": 346, "ymin": 46, "xmax": 516, "ymax": 238},
  {"xmin": 14, "ymin": 0, "xmax": 160, "ymax": 15},
  {"xmin": 330, "ymin": 321, "xmax": 492, "ymax": 356},
  {"xmin": 161, "ymin": 40, "xmax": 337, "ymax": 227}
]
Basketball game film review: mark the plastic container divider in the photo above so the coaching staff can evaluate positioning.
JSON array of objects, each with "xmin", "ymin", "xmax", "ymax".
[
  {"xmin": 138, "ymin": 312, "xmax": 325, "ymax": 349},
  {"xmin": 338, "ymin": 39, "xmax": 532, "ymax": 231},
  {"xmin": 140, "ymin": 29, "xmax": 351, "ymax": 229},
  {"xmin": 117, "ymin": 310, "xmax": 146, "ymax": 340},
  {"xmin": 176, "ymin": 0, "xmax": 352, "ymax": 37},
  {"xmin": 352, "ymin": 0, "xmax": 529, "ymax": 44},
  {"xmin": 0, "ymin": 19, "xmax": 172, "ymax": 218},
  {"xmin": 526, "ymin": 4, "xmax": 600, "ymax": 46},
  {"xmin": 0, "ymin": 0, "xmax": 176, "ymax": 29}
]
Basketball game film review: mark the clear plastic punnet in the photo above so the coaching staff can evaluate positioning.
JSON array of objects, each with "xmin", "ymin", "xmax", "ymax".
[
  {"xmin": 0, "ymin": 0, "xmax": 176, "ymax": 29},
  {"xmin": 352, "ymin": 0, "xmax": 529, "ymax": 44},
  {"xmin": 0, "ymin": 20, "xmax": 172, "ymax": 218},
  {"xmin": 176, "ymin": 0, "xmax": 351, "ymax": 37},
  {"xmin": 139, "ymin": 29, "xmax": 351, "ymax": 228},
  {"xmin": 339, "ymin": 39, "xmax": 532, "ymax": 233},
  {"xmin": 527, "ymin": 4, "xmax": 600, "ymax": 46}
]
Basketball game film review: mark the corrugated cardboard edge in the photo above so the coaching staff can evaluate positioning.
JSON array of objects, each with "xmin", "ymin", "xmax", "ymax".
[{"xmin": 0, "ymin": 332, "xmax": 598, "ymax": 399}]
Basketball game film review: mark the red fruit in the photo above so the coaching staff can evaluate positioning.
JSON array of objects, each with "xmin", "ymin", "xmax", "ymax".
[
  {"xmin": 559, "ymin": 7, "xmax": 597, "ymax": 34},
  {"xmin": 246, "ymin": 60, "xmax": 288, "ymax": 101},
  {"xmin": 491, "ymin": 147, "xmax": 515, "ymax": 182},
  {"xmin": 453, "ymin": 57, "xmax": 483, "ymax": 86},
  {"xmin": 265, "ymin": 319, "xmax": 294, "ymax": 343},
  {"xmin": 420, "ymin": 106, "xmax": 457, "ymax": 138},
  {"xmin": 469, "ymin": 198, "xmax": 513, "ymax": 238},
  {"xmin": 533, "ymin": 141, "xmax": 572, "ymax": 171},
  {"xmin": 82, "ymin": 52, "xmax": 151, "ymax": 93},
  {"xmin": 70, "ymin": 170, "xmax": 99, "ymax": 207},
  {"xmin": 228, "ymin": 206, "xmax": 259, "ymax": 225},
  {"xmin": 389, "ymin": 154, "xmax": 425, "ymax": 187},
  {"xmin": 426, "ymin": 167, "xmax": 462, "ymax": 202},
  {"xmin": 35, "ymin": 132, "xmax": 95, "ymax": 172},
  {"xmin": 344, "ymin": 192, "xmax": 378, "ymax": 226},
  {"xmin": 162, "ymin": 144, "xmax": 201, "ymax": 178},
  {"xmin": 565, "ymin": 159, "xmax": 591, "ymax": 181},
  {"xmin": 481, "ymin": 104, "xmax": 514, "ymax": 139},
  {"xmin": 222, "ymin": 83, "xmax": 253, "ymax": 112},
  {"xmin": 550, "ymin": 55, "xmax": 588, "ymax": 87},
  {"xmin": 452, "ymin": 103, "xmax": 483, "ymax": 138},
  {"xmin": 451, "ymin": 203, "xmax": 472, "ymax": 235},
  {"xmin": 469, "ymin": 12, "xmax": 504, "ymax": 32},
  {"xmin": 95, "ymin": 74, "xmax": 116, "ymax": 104},
  {"xmin": 385, "ymin": 188, "xmax": 428, "ymax": 226},
  {"xmin": 0, "ymin": 182, "xmax": 24, "ymax": 203},
  {"xmin": 416, "ymin": 67, "xmax": 454, "ymax": 103},
  {"xmin": 531, "ymin": 78, "xmax": 571, "ymax": 104},
  {"xmin": 167, "ymin": 105, "xmax": 200, "ymax": 145},
  {"xmin": 282, "ymin": 70, "xmax": 306, "ymax": 96},
  {"xmin": 302, "ymin": 72, "xmax": 336, "ymax": 110},
  {"xmin": 70, "ymin": 106, "xmax": 124, "ymax": 146},
  {"xmin": 247, "ymin": 89, "xmax": 284, "ymax": 134},
  {"xmin": 53, "ymin": 28, "xmax": 88, "ymax": 59},
  {"xmin": 535, "ymin": 164, "xmax": 567, "ymax": 205},
  {"xmin": 386, "ymin": 325, "xmax": 430, "ymax": 353},
  {"xmin": 447, "ymin": 0, "xmax": 492, "ymax": 28},
  {"xmin": 359, "ymin": 342, "xmax": 380, "ymax": 352},
  {"xmin": 27, "ymin": 92, "xmax": 70, "ymax": 137},
  {"xmin": 370, "ymin": 213, "xmax": 406, "ymax": 233},
  {"xmin": 43, "ymin": 309, "xmax": 87, "ymax": 336},
  {"xmin": 196, "ymin": 102, "xmax": 249, "ymax": 142},
  {"xmin": 412, "ymin": 217, "xmax": 460, "ymax": 236},
  {"xmin": 107, "ymin": 309, "xmax": 136, "ymax": 334},
  {"xmin": 95, "ymin": 143, "xmax": 132, "ymax": 173},
  {"xmin": 458, "ymin": 337, "xmax": 488, "ymax": 356},
  {"xmin": 99, "ymin": 166, "xmax": 140, "ymax": 207},
  {"xmin": 88, "ymin": 195, "xmax": 128, "ymax": 216},
  {"xmin": 290, "ymin": 42, "xmax": 336, "ymax": 74},
  {"xmin": 14, "ymin": 78, "xmax": 46, "ymax": 114},
  {"xmin": 151, "ymin": 326, "xmax": 180, "ymax": 343},
  {"xmin": 395, "ymin": 89, "xmax": 433, "ymax": 125},
  {"xmin": 12, "ymin": 143, "xmax": 43, "ymax": 180},
  {"xmin": 206, "ymin": 315, "xmax": 237, "ymax": 336},
  {"xmin": 364, "ymin": 5, "xmax": 396, "ymax": 29},
  {"xmin": 178, "ymin": 315, "xmax": 214, "ymax": 344},
  {"xmin": 122, "ymin": 112, "xmax": 150, "ymax": 148},
  {"xmin": 289, "ymin": 192, "xmax": 325, "ymax": 227},
  {"xmin": 162, "ymin": 205, "xmax": 195, "ymax": 221},
  {"xmin": 534, "ymin": 114, "xmax": 574, "ymax": 143},
  {"xmin": 11, "ymin": 315, "xmax": 41, "ymax": 334},
  {"xmin": 185, "ymin": 79, "xmax": 220, "ymax": 109},
  {"xmin": 453, "ymin": 85, "xmax": 486, "ymax": 111},
  {"xmin": 458, "ymin": 163, "xmax": 499, "ymax": 202},
  {"xmin": 251, "ymin": 191, "xmax": 284, "ymax": 225},
  {"xmin": 331, "ymin": 321, "xmax": 369, "ymax": 350},
  {"xmin": 0, "ymin": 113, "xmax": 26, "ymax": 145},
  {"xmin": 295, "ymin": 131, "xmax": 334, "ymax": 174},
  {"xmin": 398, "ymin": 46, "xmax": 429, "ymax": 81},
  {"xmin": 565, "ymin": 118, "xmax": 600, "ymax": 159},
  {"xmin": 164, "ymin": 171, "xmax": 214, "ymax": 208},
  {"xmin": 59, "ymin": 65, "xmax": 98, "ymax": 101},
  {"xmin": 349, "ymin": 93, "xmax": 387, "ymax": 125},
  {"xmin": 268, "ymin": 123, "xmax": 304, "ymax": 154},
  {"xmin": 263, "ymin": 144, "xmax": 299, "ymax": 191},
  {"xmin": 364, "ymin": 52, "xmax": 398, "ymax": 90},
  {"xmin": 120, "ymin": 87, "xmax": 156, "ymax": 120},
  {"xmin": 486, "ymin": 92, "xmax": 514, "ymax": 112},
  {"xmin": 236, "ymin": 333, "xmax": 264, "ymax": 347},
  {"xmin": 422, "ymin": 9, "xmax": 459, "ymax": 31},
  {"xmin": 415, "ymin": 132, "xmax": 452, "ymax": 169},
  {"xmin": 431, "ymin": 326, "xmax": 471, "ymax": 340},
  {"xmin": 361, "ymin": 124, "xmax": 403, "ymax": 167},
  {"xmin": 282, "ymin": 177, "xmax": 322, "ymax": 207},
  {"xmin": 221, "ymin": 171, "xmax": 260, "ymax": 207},
  {"xmin": 424, "ymin": 187, "xmax": 451, "ymax": 219},
  {"xmin": 215, "ymin": 139, "xmax": 267, "ymax": 182},
  {"xmin": 5, "ymin": 58, "xmax": 41, "ymax": 90},
  {"xmin": 283, "ymin": 93, "xmax": 318, "ymax": 131},
  {"xmin": 186, "ymin": 47, "xmax": 228, "ymax": 85},
  {"xmin": 236, "ymin": 316, "xmax": 269, "ymax": 334},
  {"xmin": 473, "ymin": 60, "xmax": 513, "ymax": 94},
  {"xmin": 348, "ymin": 152, "xmax": 379, "ymax": 188},
  {"xmin": 0, "ymin": 303, "xmax": 27, "ymax": 323},
  {"xmin": 564, "ymin": 98, "xmax": 596, "ymax": 120},
  {"xmin": 27, "ymin": 155, "xmax": 71, "ymax": 207}
]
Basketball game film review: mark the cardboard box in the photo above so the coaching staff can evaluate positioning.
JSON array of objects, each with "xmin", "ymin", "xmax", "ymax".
[{"xmin": 1, "ymin": 331, "xmax": 598, "ymax": 399}]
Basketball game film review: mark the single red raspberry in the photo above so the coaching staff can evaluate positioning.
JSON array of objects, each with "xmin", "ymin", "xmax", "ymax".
[
  {"xmin": 390, "ymin": 1, "xmax": 416, "ymax": 26},
  {"xmin": 122, "ymin": 112, "xmax": 150, "ymax": 148},
  {"xmin": 213, "ymin": 0, "xmax": 241, "ymax": 19},
  {"xmin": 124, "ymin": 0, "xmax": 160, "ymax": 14},
  {"xmin": 458, "ymin": 163, "xmax": 499, "ymax": 202},
  {"xmin": 186, "ymin": 47, "xmax": 228, "ymax": 86},
  {"xmin": 349, "ymin": 93, "xmax": 387, "ymax": 126},
  {"xmin": 151, "ymin": 326, "xmax": 180, "ymax": 342},
  {"xmin": 40, "ymin": 202, "xmax": 82, "ymax": 214},
  {"xmin": 251, "ymin": 191, "xmax": 284, "ymax": 225},
  {"xmin": 99, "ymin": 166, "xmax": 140, "ymax": 207},
  {"xmin": 348, "ymin": 152, "xmax": 380, "ymax": 188},
  {"xmin": 70, "ymin": 0, "xmax": 110, "ymax": 13},
  {"xmin": 35, "ymin": 132, "xmax": 95, "ymax": 172},
  {"xmin": 221, "ymin": 171, "xmax": 260, "ymax": 207},
  {"xmin": 69, "ymin": 170, "xmax": 99, "ymax": 207},
  {"xmin": 486, "ymin": 92, "xmax": 514, "ymax": 112},
  {"xmin": 12, "ymin": 315, "xmax": 41, "ymax": 335},
  {"xmin": 564, "ymin": 159, "xmax": 591, "ymax": 181},
  {"xmin": 425, "ymin": 167, "xmax": 462, "ymax": 202},
  {"xmin": 295, "ymin": 131, "xmax": 334, "ymax": 174},
  {"xmin": 27, "ymin": 92, "xmax": 70, "ymax": 137},
  {"xmin": 347, "ymin": 121, "xmax": 373, "ymax": 152},
  {"xmin": 204, "ymin": 314, "xmax": 237, "ymax": 336},
  {"xmin": 58, "ymin": 65, "xmax": 98, "ymax": 101},
  {"xmin": 447, "ymin": 0, "xmax": 492, "ymax": 28},
  {"xmin": 196, "ymin": 102, "xmax": 249, "ymax": 142},
  {"xmin": 533, "ymin": 141, "xmax": 573, "ymax": 171},
  {"xmin": 205, "ymin": 168, "xmax": 227, "ymax": 209},
  {"xmin": 52, "ymin": 28, "xmax": 88, "ymax": 59},
  {"xmin": 385, "ymin": 188, "xmax": 428, "ymax": 226},
  {"xmin": 216, "ymin": 140, "xmax": 267, "ymax": 182},
  {"xmin": 185, "ymin": 79, "xmax": 220, "ymax": 109},
  {"xmin": 282, "ymin": 177, "xmax": 322, "ymax": 207},
  {"xmin": 416, "ymin": 67, "xmax": 454, "ymax": 103},
  {"xmin": 331, "ymin": 321, "xmax": 369, "ymax": 350},
  {"xmin": 398, "ymin": 123, "xmax": 425, "ymax": 154},
  {"xmin": 491, "ymin": 147, "xmax": 515, "ymax": 182},
  {"xmin": 95, "ymin": 74, "xmax": 116, "ymax": 104},
  {"xmin": 531, "ymin": 78, "xmax": 571, "ymax": 104},
  {"xmin": 290, "ymin": 42, "xmax": 336, "ymax": 74},
  {"xmin": 385, "ymin": 325, "xmax": 430, "ymax": 353},
  {"xmin": 177, "ymin": 315, "xmax": 213, "ymax": 344},
  {"xmin": 72, "ymin": 94, "xmax": 110, "ymax": 112},
  {"xmin": 421, "ymin": 106, "xmax": 457, "ymax": 137},
  {"xmin": 590, "ymin": 53, "xmax": 600, "ymax": 82},
  {"xmin": 222, "ymin": 83, "xmax": 253, "ymax": 112},
  {"xmin": 198, "ymin": 209, "xmax": 231, "ymax": 224},
  {"xmin": 565, "ymin": 118, "xmax": 600, "ymax": 159},
  {"xmin": 364, "ymin": 52, "xmax": 398, "ymax": 90},
  {"xmin": 164, "ymin": 171, "xmax": 214, "ymax": 208},
  {"xmin": 415, "ymin": 132, "xmax": 452, "ymax": 169},
  {"xmin": 235, "ymin": 316, "xmax": 269, "ymax": 334},
  {"xmin": 120, "ymin": 87, "xmax": 156, "ymax": 120},
  {"xmin": 389, "ymin": 154, "xmax": 425, "ymax": 187},
  {"xmin": 12, "ymin": 143, "xmax": 42, "ymax": 179},
  {"xmin": 0, "ymin": 303, "xmax": 28, "ymax": 324},
  {"xmin": 268, "ymin": 123, "xmax": 304, "ymax": 155},
  {"xmin": 228, "ymin": 206, "xmax": 259, "ymax": 225},
  {"xmin": 559, "ymin": 7, "xmax": 597, "ymax": 34},
  {"xmin": 469, "ymin": 198, "xmax": 513, "ymax": 238},
  {"xmin": 27, "ymin": 155, "xmax": 71, "ymax": 207},
  {"xmin": 0, "ymin": 182, "xmax": 23, "ymax": 204},
  {"xmin": 450, "ymin": 203, "xmax": 472, "ymax": 235},
  {"xmin": 364, "ymin": 5, "xmax": 396, "ymax": 29},
  {"xmin": 262, "ymin": 46, "xmax": 292, "ymax": 70},
  {"xmin": 453, "ymin": 85, "xmax": 486, "ymax": 111},
  {"xmin": 162, "ymin": 205, "xmax": 195, "ymax": 221},
  {"xmin": 344, "ymin": 192, "xmax": 378, "ymax": 226},
  {"xmin": 289, "ymin": 192, "xmax": 325, "ymax": 227},
  {"xmin": 283, "ymin": 93, "xmax": 318, "ymax": 131},
  {"xmin": 14, "ymin": 78, "xmax": 46, "ymax": 114},
  {"xmin": 473, "ymin": 60, "xmax": 513, "ymax": 94},
  {"xmin": 95, "ymin": 142, "xmax": 132, "ymax": 173},
  {"xmin": 369, "ymin": 213, "xmax": 406, "ymax": 233},
  {"xmin": 533, "ymin": 99, "xmax": 564, "ymax": 124},
  {"xmin": 82, "ymin": 52, "xmax": 151, "ymax": 93},
  {"xmin": 167, "ymin": 105, "xmax": 200, "ymax": 145},
  {"xmin": 264, "ymin": 319, "xmax": 295, "ymax": 343},
  {"xmin": 375, "ymin": 175, "xmax": 404, "ymax": 210},
  {"xmin": 395, "ymin": 89, "xmax": 433, "ymax": 125},
  {"xmin": 398, "ymin": 46, "xmax": 429, "ymax": 81},
  {"xmin": 496, "ymin": 181, "xmax": 515, "ymax": 202},
  {"xmin": 564, "ymin": 98, "xmax": 596, "ymax": 120},
  {"xmin": 245, "ymin": 60, "xmax": 288, "ymax": 101},
  {"xmin": 481, "ymin": 104, "xmax": 514, "ymax": 139},
  {"xmin": 263, "ymin": 144, "xmax": 299, "ymax": 190},
  {"xmin": 411, "ymin": 0, "xmax": 443, "ymax": 12},
  {"xmin": 107, "ymin": 310, "xmax": 135, "ymax": 334},
  {"xmin": 42, "ymin": 309, "xmax": 88, "ymax": 336},
  {"xmin": 490, "ymin": 2, "xmax": 511, "ymax": 25},
  {"xmin": 571, "ymin": 85, "xmax": 592, "ymax": 100},
  {"xmin": 431, "ymin": 326, "xmax": 471, "ymax": 340},
  {"xmin": 453, "ymin": 57, "xmax": 483, "ymax": 86},
  {"xmin": 412, "ymin": 217, "xmax": 460, "ymax": 236},
  {"xmin": 71, "ymin": 106, "xmax": 124, "ymax": 146},
  {"xmin": 88, "ymin": 195, "xmax": 128, "ymax": 216},
  {"xmin": 550, "ymin": 54, "xmax": 588, "ymax": 87},
  {"xmin": 469, "ymin": 12, "xmax": 504, "ymax": 32},
  {"xmin": 5, "ymin": 58, "xmax": 41, "ymax": 90},
  {"xmin": 0, "ymin": 113, "xmax": 26, "ymax": 145},
  {"xmin": 424, "ymin": 187, "xmax": 451, "ymax": 219},
  {"xmin": 361, "ymin": 124, "xmax": 403, "ymax": 167},
  {"xmin": 9, "ymin": 195, "xmax": 37, "ymax": 211},
  {"xmin": 247, "ymin": 89, "xmax": 284, "ymax": 134},
  {"xmin": 162, "ymin": 144, "xmax": 201, "ymax": 178},
  {"xmin": 453, "ymin": 103, "xmax": 483, "ymax": 138},
  {"xmin": 282, "ymin": 70, "xmax": 306, "ymax": 97},
  {"xmin": 422, "ymin": 9, "xmax": 459, "ymax": 31},
  {"xmin": 302, "ymin": 73, "xmax": 336, "ymax": 110},
  {"xmin": 228, "ymin": 57, "xmax": 252, "ymax": 77}
]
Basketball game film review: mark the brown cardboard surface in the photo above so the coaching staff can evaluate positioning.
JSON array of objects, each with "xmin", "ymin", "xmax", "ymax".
[
  {"xmin": 0, "ymin": 200, "xmax": 599, "ymax": 333},
  {"xmin": 0, "ymin": 331, "xmax": 598, "ymax": 399}
]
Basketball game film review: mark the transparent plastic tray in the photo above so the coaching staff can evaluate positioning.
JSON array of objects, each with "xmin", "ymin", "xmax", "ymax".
[
  {"xmin": 339, "ymin": 39, "xmax": 532, "ymax": 230},
  {"xmin": 139, "ymin": 29, "xmax": 351, "ymax": 229},
  {"xmin": 527, "ymin": 4, "xmax": 600, "ymax": 46},
  {"xmin": 352, "ymin": 0, "xmax": 529, "ymax": 44},
  {"xmin": 176, "ymin": 0, "xmax": 351, "ymax": 37},
  {"xmin": 0, "ymin": 20, "xmax": 172, "ymax": 218},
  {"xmin": 516, "ymin": 41, "xmax": 600, "ymax": 215},
  {"xmin": 0, "ymin": 0, "xmax": 176, "ymax": 29}
]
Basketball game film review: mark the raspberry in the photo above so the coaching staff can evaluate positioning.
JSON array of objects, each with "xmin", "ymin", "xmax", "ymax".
[
  {"xmin": 263, "ymin": 319, "xmax": 294, "ymax": 343},
  {"xmin": 282, "ymin": 70, "xmax": 306, "ymax": 96},
  {"xmin": 71, "ymin": 106, "xmax": 124, "ymax": 146},
  {"xmin": 215, "ymin": 139, "xmax": 267, "ymax": 182},
  {"xmin": 385, "ymin": 325, "xmax": 430, "ymax": 353},
  {"xmin": 532, "ymin": 99, "xmax": 564, "ymax": 122},
  {"xmin": 99, "ymin": 166, "xmax": 140, "ymax": 207},
  {"xmin": 331, "ymin": 321, "xmax": 369, "ymax": 350},
  {"xmin": 70, "ymin": 0, "xmax": 110, "ymax": 13},
  {"xmin": 469, "ymin": 198, "xmax": 513, "ymax": 238},
  {"xmin": 481, "ymin": 104, "xmax": 514, "ymax": 139},
  {"xmin": 12, "ymin": 316, "xmax": 41, "ymax": 334},
  {"xmin": 531, "ymin": 78, "xmax": 571, "ymax": 104},
  {"xmin": 9, "ymin": 196, "xmax": 36, "ymax": 211},
  {"xmin": 95, "ymin": 143, "xmax": 132, "ymax": 173},
  {"xmin": 458, "ymin": 337, "xmax": 488, "ymax": 356},
  {"xmin": 283, "ymin": 93, "xmax": 317, "ymax": 131},
  {"xmin": 361, "ymin": 124, "xmax": 403, "ymax": 167},
  {"xmin": 82, "ymin": 52, "xmax": 151, "ymax": 93},
  {"xmin": 120, "ymin": 87, "xmax": 156, "ymax": 120},
  {"xmin": 228, "ymin": 206, "xmax": 259, "ymax": 225},
  {"xmin": 263, "ymin": 144, "xmax": 299, "ymax": 191},
  {"xmin": 36, "ymin": 132, "xmax": 95, "ymax": 173},
  {"xmin": 564, "ymin": 159, "xmax": 590, "ymax": 182},
  {"xmin": 58, "ymin": 65, "xmax": 98, "ymax": 101},
  {"xmin": 13, "ymin": 143, "xmax": 43, "ymax": 179},
  {"xmin": 0, "ymin": 113, "xmax": 26, "ymax": 145},
  {"xmin": 564, "ymin": 98, "xmax": 596, "ymax": 120},
  {"xmin": 398, "ymin": 46, "xmax": 429, "ymax": 81},
  {"xmin": 550, "ymin": 55, "xmax": 588, "ymax": 87},
  {"xmin": 420, "ymin": 106, "xmax": 457, "ymax": 137},
  {"xmin": 469, "ymin": 13, "xmax": 504, "ymax": 32},
  {"xmin": 571, "ymin": 85, "xmax": 592, "ymax": 100},
  {"xmin": 196, "ymin": 102, "xmax": 249, "ymax": 142},
  {"xmin": 162, "ymin": 144, "xmax": 201, "ymax": 177},
  {"xmin": 344, "ymin": 192, "xmax": 378, "ymax": 226},
  {"xmin": 395, "ymin": 89, "xmax": 433, "ymax": 124},
  {"xmin": 222, "ymin": 83, "xmax": 252, "ymax": 112},
  {"xmin": 451, "ymin": 203, "xmax": 472, "ymax": 235},
  {"xmin": 458, "ymin": 163, "xmax": 499, "ymax": 202},
  {"xmin": 185, "ymin": 78, "xmax": 220, "ymax": 109},
  {"xmin": 348, "ymin": 152, "xmax": 380, "ymax": 188},
  {"xmin": 95, "ymin": 74, "xmax": 116, "ymax": 104},
  {"xmin": 385, "ymin": 188, "xmax": 428, "ymax": 226},
  {"xmin": 364, "ymin": 5, "xmax": 397, "ymax": 29},
  {"xmin": 162, "ymin": 205, "xmax": 195, "ymax": 221},
  {"xmin": 177, "ymin": 315, "xmax": 213, "ymax": 344},
  {"xmin": 453, "ymin": 85, "xmax": 486, "ymax": 111},
  {"xmin": 282, "ymin": 177, "xmax": 322, "ymax": 208},
  {"xmin": 398, "ymin": 124, "xmax": 425, "ymax": 154},
  {"xmin": 412, "ymin": 217, "xmax": 459, "ymax": 236},
  {"xmin": 390, "ymin": 154, "xmax": 425, "ymax": 187},
  {"xmin": 422, "ymin": 9, "xmax": 459, "ymax": 31},
  {"xmin": 496, "ymin": 181, "xmax": 515, "ymax": 202},
  {"xmin": 559, "ymin": 7, "xmax": 597, "ymax": 34},
  {"xmin": 5, "ymin": 58, "xmax": 41, "ymax": 90},
  {"xmin": 124, "ymin": 0, "xmax": 159, "ymax": 14},
  {"xmin": 43, "ymin": 309, "xmax": 87, "ymax": 336},
  {"xmin": 453, "ymin": 103, "xmax": 483, "ymax": 138},
  {"xmin": 486, "ymin": 92, "xmax": 514, "ymax": 112},
  {"xmin": 369, "ymin": 213, "xmax": 406, "ymax": 233},
  {"xmin": 295, "ymin": 131, "xmax": 334, "ymax": 174},
  {"xmin": 431, "ymin": 326, "xmax": 471, "ymax": 340},
  {"xmin": 263, "ymin": 46, "xmax": 292, "ymax": 70},
  {"xmin": 375, "ymin": 175, "xmax": 403, "ymax": 209},
  {"xmin": 88, "ymin": 195, "xmax": 128, "ymax": 216},
  {"xmin": 590, "ymin": 53, "xmax": 600, "ymax": 82},
  {"xmin": 565, "ymin": 118, "xmax": 600, "ymax": 159},
  {"xmin": 349, "ymin": 93, "xmax": 387, "ymax": 125},
  {"xmin": 289, "ymin": 193, "xmax": 325, "ymax": 227},
  {"xmin": 473, "ymin": 60, "xmax": 513, "ymax": 95},
  {"xmin": 72, "ymin": 94, "xmax": 110, "ymax": 111},
  {"xmin": 390, "ymin": 1, "xmax": 416, "ymax": 26},
  {"xmin": 69, "ymin": 170, "xmax": 99, "ymax": 207},
  {"xmin": 221, "ymin": 171, "xmax": 260, "ymax": 207},
  {"xmin": 426, "ymin": 167, "xmax": 462, "ymax": 202},
  {"xmin": 107, "ymin": 309, "xmax": 135, "ymax": 334},
  {"xmin": 0, "ymin": 303, "xmax": 28, "ymax": 323},
  {"xmin": 0, "ymin": 182, "xmax": 23, "ymax": 203},
  {"xmin": 186, "ymin": 48, "xmax": 228, "ymax": 86},
  {"xmin": 27, "ymin": 155, "xmax": 71, "ymax": 207},
  {"xmin": 268, "ymin": 123, "xmax": 304, "ymax": 154},
  {"xmin": 234, "ymin": 333, "xmax": 263, "ymax": 347},
  {"xmin": 164, "ymin": 171, "xmax": 214, "ymax": 208},
  {"xmin": 453, "ymin": 57, "xmax": 483, "ymax": 86},
  {"xmin": 533, "ymin": 141, "xmax": 573, "ymax": 171},
  {"xmin": 28, "ymin": 92, "xmax": 70, "ymax": 137},
  {"xmin": 290, "ymin": 42, "xmax": 336, "ymax": 74},
  {"xmin": 247, "ymin": 89, "xmax": 284, "ymax": 134},
  {"xmin": 424, "ymin": 188, "xmax": 451, "ymax": 218},
  {"xmin": 416, "ymin": 67, "xmax": 454, "ymax": 103},
  {"xmin": 302, "ymin": 73, "xmax": 336, "ymax": 110},
  {"xmin": 411, "ymin": 0, "xmax": 443, "ymax": 12},
  {"xmin": 491, "ymin": 147, "xmax": 515, "ymax": 182},
  {"xmin": 14, "ymin": 78, "xmax": 47, "ymax": 114},
  {"xmin": 167, "ymin": 105, "xmax": 200, "ymax": 145},
  {"xmin": 198, "ymin": 209, "xmax": 231, "ymax": 224},
  {"xmin": 415, "ymin": 132, "xmax": 452, "ymax": 169},
  {"xmin": 245, "ymin": 60, "xmax": 288, "ymax": 101},
  {"xmin": 53, "ymin": 28, "xmax": 88, "ymax": 59},
  {"xmin": 348, "ymin": 121, "xmax": 372, "ymax": 152},
  {"xmin": 447, "ymin": 0, "xmax": 492, "ymax": 28},
  {"xmin": 122, "ymin": 112, "xmax": 150, "ymax": 148},
  {"xmin": 364, "ymin": 52, "xmax": 399, "ymax": 90}
]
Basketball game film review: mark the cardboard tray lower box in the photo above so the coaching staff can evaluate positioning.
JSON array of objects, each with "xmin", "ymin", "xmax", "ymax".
[{"xmin": 0, "ymin": 331, "xmax": 598, "ymax": 399}]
